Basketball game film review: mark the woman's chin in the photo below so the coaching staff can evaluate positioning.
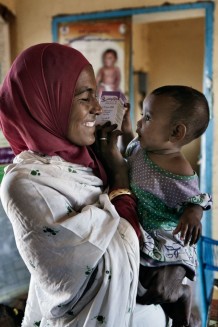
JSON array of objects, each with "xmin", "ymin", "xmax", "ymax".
[{"xmin": 86, "ymin": 134, "xmax": 96, "ymax": 146}]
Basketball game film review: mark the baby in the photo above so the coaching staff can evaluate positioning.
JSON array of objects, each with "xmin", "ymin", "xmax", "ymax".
[
  {"xmin": 125, "ymin": 85, "xmax": 212, "ymax": 326},
  {"xmin": 96, "ymin": 48, "xmax": 121, "ymax": 97}
]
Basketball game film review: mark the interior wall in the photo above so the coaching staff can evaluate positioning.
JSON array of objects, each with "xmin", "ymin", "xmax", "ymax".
[
  {"xmin": 133, "ymin": 17, "xmax": 204, "ymax": 173},
  {"xmin": 132, "ymin": 23, "xmax": 150, "ymax": 126},
  {"xmin": 132, "ymin": 24, "xmax": 149, "ymax": 73},
  {"xmin": 9, "ymin": 0, "xmax": 203, "ymax": 58},
  {"xmin": 148, "ymin": 18, "xmax": 204, "ymax": 92}
]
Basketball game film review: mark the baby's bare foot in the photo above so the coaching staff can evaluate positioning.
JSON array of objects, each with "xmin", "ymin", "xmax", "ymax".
[
  {"xmin": 188, "ymin": 310, "xmax": 201, "ymax": 327},
  {"xmin": 162, "ymin": 284, "xmax": 191, "ymax": 326}
]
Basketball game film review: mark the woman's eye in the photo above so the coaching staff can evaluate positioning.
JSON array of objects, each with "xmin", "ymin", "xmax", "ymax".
[{"xmin": 80, "ymin": 94, "xmax": 98, "ymax": 103}]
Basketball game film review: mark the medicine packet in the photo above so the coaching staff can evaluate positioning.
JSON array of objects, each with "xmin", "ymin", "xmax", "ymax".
[{"xmin": 96, "ymin": 91, "xmax": 126, "ymax": 130}]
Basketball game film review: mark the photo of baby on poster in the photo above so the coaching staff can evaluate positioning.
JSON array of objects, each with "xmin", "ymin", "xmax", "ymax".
[{"xmin": 57, "ymin": 19, "xmax": 131, "ymax": 98}]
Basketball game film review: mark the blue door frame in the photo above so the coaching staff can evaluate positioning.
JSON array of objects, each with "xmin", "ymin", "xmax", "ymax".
[{"xmin": 53, "ymin": 2, "xmax": 214, "ymax": 325}]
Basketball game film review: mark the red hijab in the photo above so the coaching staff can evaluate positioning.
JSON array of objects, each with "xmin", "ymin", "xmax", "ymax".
[{"xmin": 0, "ymin": 43, "xmax": 107, "ymax": 183}]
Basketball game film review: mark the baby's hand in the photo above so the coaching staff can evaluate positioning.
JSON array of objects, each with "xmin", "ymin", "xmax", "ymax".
[
  {"xmin": 121, "ymin": 103, "xmax": 132, "ymax": 134},
  {"xmin": 173, "ymin": 205, "xmax": 203, "ymax": 246}
]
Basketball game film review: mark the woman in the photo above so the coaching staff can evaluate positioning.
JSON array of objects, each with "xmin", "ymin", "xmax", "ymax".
[
  {"xmin": 0, "ymin": 43, "xmax": 201, "ymax": 326},
  {"xmin": 0, "ymin": 43, "xmax": 168, "ymax": 326}
]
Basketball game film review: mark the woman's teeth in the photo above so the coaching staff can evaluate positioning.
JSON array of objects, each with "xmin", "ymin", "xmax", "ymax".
[{"xmin": 84, "ymin": 121, "xmax": 95, "ymax": 127}]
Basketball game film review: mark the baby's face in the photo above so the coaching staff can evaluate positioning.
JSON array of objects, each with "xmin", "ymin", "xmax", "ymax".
[
  {"xmin": 136, "ymin": 94, "xmax": 175, "ymax": 152},
  {"xmin": 103, "ymin": 53, "xmax": 116, "ymax": 67}
]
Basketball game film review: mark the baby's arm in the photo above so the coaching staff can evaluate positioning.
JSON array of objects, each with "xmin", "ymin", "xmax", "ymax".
[
  {"xmin": 173, "ymin": 193, "xmax": 212, "ymax": 246},
  {"xmin": 169, "ymin": 157, "xmax": 212, "ymax": 246},
  {"xmin": 119, "ymin": 103, "xmax": 135, "ymax": 155},
  {"xmin": 173, "ymin": 204, "xmax": 202, "ymax": 246},
  {"xmin": 151, "ymin": 153, "xmax": 212, "ymax": 246}
]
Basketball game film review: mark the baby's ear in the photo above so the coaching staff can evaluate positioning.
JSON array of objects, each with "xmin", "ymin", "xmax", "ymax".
[{"xmin": 169, "ymin": 123, "xmax": 186, "ymax": 143}]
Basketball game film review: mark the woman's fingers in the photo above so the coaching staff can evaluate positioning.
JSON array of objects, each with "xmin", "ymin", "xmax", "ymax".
[
  {"xmin": 96, "ymin": 123, "xmax": 124, "ymax": 171},
  {"xmin": 98, "ymin": 123, "xmax": 118, "ymax": 149},
  {"xmin": 108, "ymin": 129, "xmax": 122, "ymax": 146}
]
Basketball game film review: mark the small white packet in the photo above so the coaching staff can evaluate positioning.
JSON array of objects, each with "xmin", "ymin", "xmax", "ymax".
[{"xmin": 96, "ymin": 91, "xmax": 126, "ymax": 130}]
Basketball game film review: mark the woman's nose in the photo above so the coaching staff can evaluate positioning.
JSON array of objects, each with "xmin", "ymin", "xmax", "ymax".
[{"xmin": 91, "ymin": 97, "xmax": 103, "ymax": 115}]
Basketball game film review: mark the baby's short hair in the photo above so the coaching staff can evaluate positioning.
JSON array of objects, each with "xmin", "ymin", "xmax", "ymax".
[
  {"xmin": 103, "ymin": 48, "xmax": 118, "ymax": 60},
  {"xmin": 151, "ymin": 85, "xmax": 210, "ymax": 143}
]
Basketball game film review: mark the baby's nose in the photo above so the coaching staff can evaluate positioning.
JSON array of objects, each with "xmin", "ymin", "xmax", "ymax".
[{"xmin": 136, "ymin": 120, "xmax": 141, "ymax": 128}]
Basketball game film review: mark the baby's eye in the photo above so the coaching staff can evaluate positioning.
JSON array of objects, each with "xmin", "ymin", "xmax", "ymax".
[{"xmin": 144, "ymin": 114, "xmax": 151, "ymax": 121}]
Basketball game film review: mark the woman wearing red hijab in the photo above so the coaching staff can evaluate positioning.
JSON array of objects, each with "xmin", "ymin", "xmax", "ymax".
[
  {"xmin": 0, "ymin": 43, "xmax": 202, "ymax": 326},
  {"xmin": 0, "ymin": 43, "xmax": 168, "ymax": 326}
]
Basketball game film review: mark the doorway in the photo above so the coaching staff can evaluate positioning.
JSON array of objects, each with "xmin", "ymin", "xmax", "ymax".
[
  {"xmin": 132, "ymin": 12, "xmax": 205, "ymax": 324},
  {"xmin": 52, "ymin": 2, "xmax": 214, "ymax": 324}
]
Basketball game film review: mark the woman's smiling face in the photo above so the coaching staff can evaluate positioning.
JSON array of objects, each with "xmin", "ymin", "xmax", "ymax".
[{"xmin": 67, "ymin": 65, "xmax": 102, "ymax": 146}]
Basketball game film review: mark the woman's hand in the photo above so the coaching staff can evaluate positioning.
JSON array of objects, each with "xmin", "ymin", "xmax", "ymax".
[
  {"xmin": 96, "ymin": 122, "xmax": 129, "ymax": 189},
  {"xmin": 173, "ymin": 204, "xmax": 203, "ymax": 246}
]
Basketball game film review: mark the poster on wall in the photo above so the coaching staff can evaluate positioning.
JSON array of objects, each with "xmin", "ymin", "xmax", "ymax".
[{"xmin": 57, "ymin": 18, "xmax": 131, "ymax": 98}]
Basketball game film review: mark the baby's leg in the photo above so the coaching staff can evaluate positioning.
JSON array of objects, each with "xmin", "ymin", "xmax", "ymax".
[
  {"xmin": 137, "ymin": 264, "xmax": 187, "ymax": 304},
  {"xmin": 161, "ymin": 284, "xmax": 191, "ymax": 326},
  {"xmin": 137, "ymin": 265, "xmax": 192, "ymax": 325},
  {"xmin": 188, "ymin": 309, "xmax": 201, "ymax": 327}
]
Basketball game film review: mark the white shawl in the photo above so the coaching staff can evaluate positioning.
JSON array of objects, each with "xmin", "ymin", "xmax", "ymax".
[
  {"xmin": 1, "ymin": 151, "xmax": 166, "ymax": 327},
  {"xmin": 1, "ymin": 151, "xmax": 139, "ymax": 327}
]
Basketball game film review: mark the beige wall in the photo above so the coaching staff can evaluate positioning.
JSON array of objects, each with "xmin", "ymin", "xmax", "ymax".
[
  {"xmin": 4, "ymin": 0, "xmax": 207, "ymax": 56},
  {"xmin": 148, "ymin": 18, "xmax": 204, "ymax": 92},
  {"xmin": 133, "ymin": 24, "xmax": 150, "ymax": 73},
  {"xmin": 0, "ymin": 0, "xmax": 217, "ymax": 236}
]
